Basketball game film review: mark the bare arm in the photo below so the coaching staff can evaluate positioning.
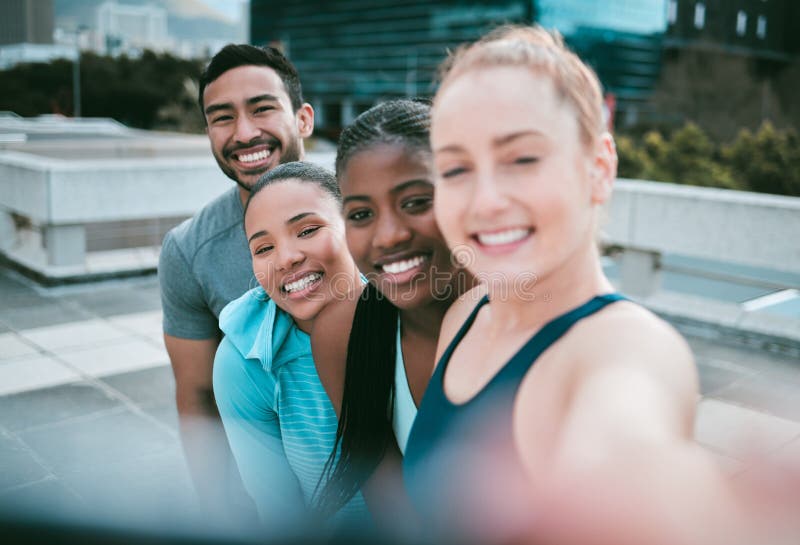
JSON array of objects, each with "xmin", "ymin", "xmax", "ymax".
[
  {"xmin": 165, "ymin": 334, "xmax": 253, "ymax": 519},
  {"xmin": 518, "ymin": 308, "xmax": 796, "ymax": 545},
  {"xmin": 166, "ymin": 334, "xmax": 220, "ymax": 418}
]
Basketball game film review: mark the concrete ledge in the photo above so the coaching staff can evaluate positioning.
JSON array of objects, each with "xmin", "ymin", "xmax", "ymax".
[
  {"xmin": 640, "ymin": 290, "xmax": 800, "ymax": 359},
  {"xmin": 0, "ymin": 247, "xmax": 159, "ymax": 286}
]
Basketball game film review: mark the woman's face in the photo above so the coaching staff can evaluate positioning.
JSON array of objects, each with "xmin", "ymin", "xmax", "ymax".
[
  {"xmin": 244, "ymin": 179, "xmax": 356, "ymax": 331},
  {"xmin": 430, "ymin": 65, "xmax": 615, "ymax": 291},
  {"xmin": 340, "ymin": 144, "xmax": 457, "ymax": 310}
]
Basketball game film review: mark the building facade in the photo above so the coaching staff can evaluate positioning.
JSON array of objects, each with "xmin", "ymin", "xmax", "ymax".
[
  {"xmin": 252, "ymin": 0, "xmax": 532, "ymax": 132},
  {"xmin": 655, "ymin": 0, "xmax": 800, "ymax": 138},
  {"xmin": 251, "ymin": 0, "xmax": 798, "ymax": 135},
  {"xmin": 0, "ymin": 0, "xmax": 54, "ymax": 46},
  {"xmin": 96, "ymin": 1, "xmax": 169, "ymax": 56}
]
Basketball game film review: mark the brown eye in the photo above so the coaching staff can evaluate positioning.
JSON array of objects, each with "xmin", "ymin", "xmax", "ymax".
[
  {"xmin": 441, "ymin": 166, "xmax": 467, "ymax": 179},
  {"xmin": 401, "ymin": 196, "xmax": 433, "ymax": 212},
  {"xmin": 347, "ymin": 209, "xmax": 372, "ymax": 222},
  {"xmin": 299, "ymin": 226, "xmax": 321, "ymax": 238}
]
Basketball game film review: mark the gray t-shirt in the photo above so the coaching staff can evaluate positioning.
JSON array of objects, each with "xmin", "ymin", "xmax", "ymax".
[{"xmin": 159, "ymin": 187, "xmax": 254, "ymax": 339}]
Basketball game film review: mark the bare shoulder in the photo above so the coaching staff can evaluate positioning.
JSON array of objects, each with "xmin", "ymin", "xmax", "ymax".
[
  {"xmin": 567, "ymin": 300, "xmax": 699, "ymax": 418},
  {"xmin": 435, "ymin": 283, "xmax": 489, "ymax": 363},
  {"xmin": 310, "ymin": 283, "xmax": 365, "ymax": 413},
  {"xmin": 514, "ymin": 300, "xmax": 699, "ymax": 471}
]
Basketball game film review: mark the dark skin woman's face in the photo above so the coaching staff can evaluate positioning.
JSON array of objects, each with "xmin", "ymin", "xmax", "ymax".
[{"xmin": 339, "ymin": 144, "xmax": 457, "ymax": 309}]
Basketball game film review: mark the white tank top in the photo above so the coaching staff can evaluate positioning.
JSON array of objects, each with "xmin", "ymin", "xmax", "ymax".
[{"xmin": 392, "ymin": 317, "xmax": 418, "ymax": 455}]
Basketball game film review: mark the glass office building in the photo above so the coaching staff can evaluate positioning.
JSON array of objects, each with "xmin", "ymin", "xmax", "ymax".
[{"xmin": 250, "ymin": 1, "xmax": 797, "ymax": 131}]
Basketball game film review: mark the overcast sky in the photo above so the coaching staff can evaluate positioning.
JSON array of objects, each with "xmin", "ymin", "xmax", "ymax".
[{"xmin": 197, "ymin": 0, "xmax": 247, "ymax": 22}]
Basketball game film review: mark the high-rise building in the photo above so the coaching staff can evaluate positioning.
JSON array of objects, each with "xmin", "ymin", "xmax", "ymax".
[
  {"xmin": 252, "ymin": 0, "xmax": 533, "ymax": 132},
  {"xmin": 655, "ymin": 0, "xmax": 800, "ymax": 139},
  {"xmin": 664, "ymin": 0, "xmax": 798, "ymax": 59},
  {"xmin": 0, "ymin": 0, "xmax": 54, "ymax": 46},
  {"xmin": 250, "ymin": 0, "xmax": 670, "ymax": 131},
  {"xmin": 250, "ymin": 0, "xmax": 798, "ymax": 135}
]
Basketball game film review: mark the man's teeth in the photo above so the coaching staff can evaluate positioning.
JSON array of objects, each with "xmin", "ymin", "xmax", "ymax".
[
  {"xmin": 238, "ymin": 149, "xmax": 270, "ymax": 164},
  {"xmin": 477, "ymin": 228, "xmax": 530, "ymax": 246},
  {"xmin": 283, "ymin": 273, "xmax": 322, "ymax": 293},
  {"xmin": 383, "ymin": 255, "xmax": 426, "ymax": 275}
]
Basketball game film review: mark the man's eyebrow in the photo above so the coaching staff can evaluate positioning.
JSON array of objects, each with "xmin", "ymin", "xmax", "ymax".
[
  {"xmin": 205, "ymin": 94, "xmax": 281, "ymax": 116},
  {"xmin": 204, "ymin": 102, "xmax": 232, "ymax": 116},
  {"xmin": 247, "ymin": 94, "xmax": 280, "ymax": 105}
]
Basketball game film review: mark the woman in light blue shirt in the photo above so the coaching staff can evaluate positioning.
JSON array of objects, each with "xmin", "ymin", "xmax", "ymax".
[{"xmin": 212, "ymin": 162, "xmax": 368, "ymax": 526}]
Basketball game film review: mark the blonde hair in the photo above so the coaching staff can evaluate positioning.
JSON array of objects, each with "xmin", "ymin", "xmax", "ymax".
[{"xmin": 436, "ymin": 25, "xmax": 605, "ymax": 146}]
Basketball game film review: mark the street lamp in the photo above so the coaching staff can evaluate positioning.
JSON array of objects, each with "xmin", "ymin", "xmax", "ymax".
[
  {"xmin": 72, "ymin": 48, "xmax": 81, "ymax": 118},
  {"xmin": 71, "ymin": 25, "xmax": 88, "ymax": 118}
]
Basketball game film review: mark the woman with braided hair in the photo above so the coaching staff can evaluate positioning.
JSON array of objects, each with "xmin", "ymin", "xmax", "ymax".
[{"xmin": 311, "ymin": 99, "xmax": 473, "ymax": 522}]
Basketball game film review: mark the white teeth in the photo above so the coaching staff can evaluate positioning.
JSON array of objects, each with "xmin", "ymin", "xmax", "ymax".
[
  {"xmin": 283, "ymin": 272, "xmax": 322, "ymax": 293},
  {"xmin": 382, "ymin": 255, "xmax": 426, "ymax": 275},
  {"xmin": 477, "ymin": 228, "xmax": 530, "ymax": 246},
  {"xmin": 238, "ymin": 149, "xmax": 270, "ymax": 164}
]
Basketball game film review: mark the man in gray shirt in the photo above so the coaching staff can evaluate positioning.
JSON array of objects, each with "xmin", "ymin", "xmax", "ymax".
[{"xmin": 158, "ymin": 44, "xmax": 314, "ymax": 516}]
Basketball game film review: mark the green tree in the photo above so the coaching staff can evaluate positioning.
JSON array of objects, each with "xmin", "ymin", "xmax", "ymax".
[
  {"xmin": 615, "ymin": 134, "xmax": 650, "ymax": 179},
  {"xmin": 724, "ymin": 122, "xmax": 800, "ymax": 197},
  {"xmin": 0, "ymin": 51, "xmax": 203, "ymax": 131}
]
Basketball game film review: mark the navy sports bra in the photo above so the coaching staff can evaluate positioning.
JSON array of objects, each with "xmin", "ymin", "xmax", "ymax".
[{"xmin": 403, "ymin": 292, "xmax": 626, "ymax": 538}]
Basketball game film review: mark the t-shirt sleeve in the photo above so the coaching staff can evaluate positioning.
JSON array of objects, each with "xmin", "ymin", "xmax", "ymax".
[
  {"xmin": 159, "ymin": 231, "xmax": 220, "ymax": 339},
  {"xmin": 213, "ymin": 336, "xmax": 306, "ymax": 523}
]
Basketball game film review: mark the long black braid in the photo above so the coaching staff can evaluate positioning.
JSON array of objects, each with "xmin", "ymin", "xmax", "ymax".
[{"xmin": 314, "ymin": 99, "xmax": 432, "ymax": 517}]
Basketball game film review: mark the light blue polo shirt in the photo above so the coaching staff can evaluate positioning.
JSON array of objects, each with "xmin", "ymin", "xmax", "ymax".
[{"xmin": 212, "ymin": 286, "xmax": 368, "ymax": 526}]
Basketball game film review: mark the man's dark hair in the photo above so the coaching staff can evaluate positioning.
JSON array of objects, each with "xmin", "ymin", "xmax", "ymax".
[
  {"xmin": 198, "ymin": 43, "xmax": 304, "ymax": 120},
  {"xmin": 245, "ymin": 161, "xmax": 341, "ymax": 216}
]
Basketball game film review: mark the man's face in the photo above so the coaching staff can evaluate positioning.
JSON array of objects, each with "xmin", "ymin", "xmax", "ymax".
[{"xmin": 202, "ymin": 65, "xmax": 314, "ymax": 190}]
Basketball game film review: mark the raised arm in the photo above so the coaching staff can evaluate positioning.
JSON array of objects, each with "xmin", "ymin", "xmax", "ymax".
[{"xmin": 516, "ymin": 306, "xmax": 793, "ymax": 545}]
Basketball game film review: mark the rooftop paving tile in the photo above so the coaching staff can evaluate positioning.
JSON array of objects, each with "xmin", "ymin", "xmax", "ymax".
[
  {"xmin": 56, "ymin": 339, "xmax": 168, "ymax": 378},
  {"xmin": 16, "ymin": 408, "xmax": 177, "ymax": 475},
  {"xmin": 0, "ymin": 332, "xmax": 40, "ymax": 360},
  {"xmin": 0, "ymin": 382, "xmax": 123, "ymax": 433},
  {"xmin": 0, "ymin": 431, "xmax": 52, "ymax": 491},
  {"xmin": 99, "ymin": 366, "xmax": 175, "ymax": 409},
  {"xmin": 17, "ymin": 319, "xmax": 130, "ymax": 352},
  {"xmin": 0, "ymin": 355, "xmax": 80, "ymax": 396},
  {"xmin": 0, "ymin": 302, "xmax": 95, "ymax": 331}
]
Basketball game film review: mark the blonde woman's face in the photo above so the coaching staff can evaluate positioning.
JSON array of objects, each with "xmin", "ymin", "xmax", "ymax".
[{"xmin": 431, "ymin": 66, "xmax": 614, "ymax": 289}]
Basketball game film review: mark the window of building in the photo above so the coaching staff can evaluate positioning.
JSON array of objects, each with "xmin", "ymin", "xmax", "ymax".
[
  {"xmin": 667, "ymin": 0, "xmax": 678, "ymax": 24},
  {"xmin": 694, "ymin": 2, "xmax": 705, "ymax": 29},
  {"xmin": 757, "ymin": 15, "xmax": 767, "ymax": 39},
  {"xmin": 736, "ymin": 11, "xmax": 747, "ymax": 36}
]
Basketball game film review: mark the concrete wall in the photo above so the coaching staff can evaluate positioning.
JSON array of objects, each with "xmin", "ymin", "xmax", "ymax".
[
  {"xmin": 604, "ymin": 179, "xmax": 800, "ymax": 295},
  {"xmin": 0, "ymin": 148, "xmax": 336, "ymax": 279}
]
